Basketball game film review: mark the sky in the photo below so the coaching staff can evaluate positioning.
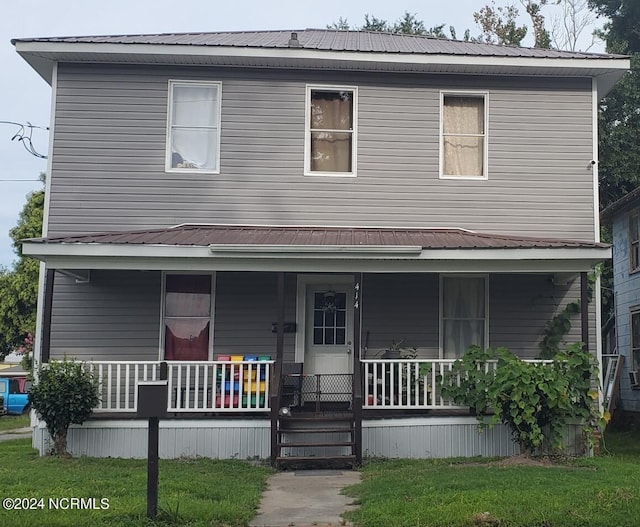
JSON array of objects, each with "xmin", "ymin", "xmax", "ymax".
[{"xmin": 0, "ymin": 0, "xmax": 605, "ymax": 268}]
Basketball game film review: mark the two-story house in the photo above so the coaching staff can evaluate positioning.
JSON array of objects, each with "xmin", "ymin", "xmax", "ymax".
[
  {"xmin": 601, "ymin": 188, "xmax": 640, "ymax": 423},
  {"xmin": 13, "ymin": 29, "xmax": 628, "ymax": 465}
]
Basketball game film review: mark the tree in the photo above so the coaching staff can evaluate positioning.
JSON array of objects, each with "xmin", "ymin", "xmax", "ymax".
[
  {"xmin": 550, "ymin": 0, "xmax": 598, "ymax": 51},
  {"xmin": 474, "ymin": 2, "xmax": 529, "ymax": 46},
  {"xmin": 328, "ymin": 11, "xmax": 469, "ymax": 40},
  {"xmin": 0, "ymin": 174, "xmax": 44, "ymax": 360},
  {"xmin": 29, "ymin": 358, "xmax": 99, "ymax": 456},
  {"xmin": 588, "ymin": 0, "xmax": 640, "ymax": 208}
]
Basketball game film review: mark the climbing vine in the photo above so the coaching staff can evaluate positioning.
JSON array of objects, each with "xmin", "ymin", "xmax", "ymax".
[
  {"xmin": 440, "ymin": 343, "xmax": 607, "ymax": 455},
  {"xmin": 538, "ymin": 268, "xmax": 600, "ymax": 360}
]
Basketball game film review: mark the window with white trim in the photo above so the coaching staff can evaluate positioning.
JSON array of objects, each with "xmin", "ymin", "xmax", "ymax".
[
  {"xmin": 166, "ymin": 81, "xmax": 221, "ymax": 172},
  {"xmin": 163, "ymin": 274, "xmax": 213, "ymax": 361},
  {"xmin": 441, "ymin": 276, "xmax": 488, "ymax": 357},
  {"xmin": 306, "ymin": 86, "xmax": 357, "ymax": 175},
  {"xmin": 632, "ymin": 308, "xmax": 640, "ymax": 374},
  {"xmin": 440, "ymin": 93, "xmax": 487, "ymax": 179},
  {"xmin": 630, "ymin": 210, "xmax": 640, "ymax": 272}
]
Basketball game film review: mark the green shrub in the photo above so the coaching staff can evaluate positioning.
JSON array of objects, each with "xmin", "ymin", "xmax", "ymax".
[
  {"xmin": 29, "ymin": 358, "xmax": 100, "ymax": 456},
  {"xmin": 440, "ymin": 343, "xmax": 605, "ymax": 455}
]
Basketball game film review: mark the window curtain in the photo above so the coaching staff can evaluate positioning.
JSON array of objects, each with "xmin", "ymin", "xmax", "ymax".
[
  {"xmin": 310, "ymin": 91, "xmax": 353, "ymax": 172},
  {"xmin": 443, "ymin": 277, "xmax": 486, "ymax": 357},
  {"xmin": 164, "ymin": 275, "xmax": 211, "ymax": 361},
  {"xmin": 443, "ymin": 96, "xmax": 484, "ymax": 177},
  {"xmin": 171, "ymin": 85, "xmax": 219, "ymax": 170}
]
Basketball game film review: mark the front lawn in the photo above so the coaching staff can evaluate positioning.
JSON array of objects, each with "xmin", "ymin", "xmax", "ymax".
[
  {"xmin": 0, "ymin": 439, "xmax": 272, "ymax": 527},
  {"xmin": 0, "ymin": 413, "xmax": 29, "ymax": 432},
  {"xmin": 344, "ymin": 428, "xmax": 640, "ymax": 527}
]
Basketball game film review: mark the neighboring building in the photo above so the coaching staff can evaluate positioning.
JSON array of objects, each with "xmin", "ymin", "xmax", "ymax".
[
  {"xmin": 14, "ymin": 29, "xmax": 628, "ymax": 463},
  {"xmin": 601, "ymin": 188, "xmax": 640, "ymax": 418}
]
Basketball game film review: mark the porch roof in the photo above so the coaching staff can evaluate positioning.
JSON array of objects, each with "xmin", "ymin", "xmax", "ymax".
[{"xmin": 22, "ymin": 224, "xmax": 610, "ymax": 273}]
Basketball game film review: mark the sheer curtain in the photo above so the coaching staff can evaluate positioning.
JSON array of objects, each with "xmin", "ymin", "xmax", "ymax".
[
  {"xmin": 310, "ymin": 90, "xmax": 353, "ymax": 172},
  {"xmin": 442, "ymin": 277, "xmax": 486, "ymax": 357},
  {"xmin": 170, "ymin": 84, "xmax": 219, "ymax": 170},
  {"xmin": 442, "ymin": 96, "xmax": 484, "ymax": 177},
  {"xmin": 164, "ymin": 275, "xmax": 212, "ymax": 361}
]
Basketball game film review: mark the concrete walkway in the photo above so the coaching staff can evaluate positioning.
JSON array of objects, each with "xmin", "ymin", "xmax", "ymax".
[
  {"xmin": 250, "ymin": 469, "xmax": 361, "ymax": 527},
  {"xmin": 0, "ymin": 427, "xmax": 31, "ymax": 441}
]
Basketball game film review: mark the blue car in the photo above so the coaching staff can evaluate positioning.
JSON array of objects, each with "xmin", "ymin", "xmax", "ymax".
[{"xmin": 0, "ymin": 377, "xmax": 30, "ymax": 415}]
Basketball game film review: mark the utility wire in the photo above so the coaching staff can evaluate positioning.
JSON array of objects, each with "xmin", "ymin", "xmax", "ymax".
[{"xmin": 0, "ymin": 121, "xmax": 49, "ymax": 159}]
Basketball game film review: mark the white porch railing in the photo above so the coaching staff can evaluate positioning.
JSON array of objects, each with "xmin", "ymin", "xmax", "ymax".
[
  {"xmin": 362, "ymin": 358, "xmax": 552, "ymax": 410},
  {"xmin": 84, "ymin": 360, "xmax": 273, "ymax": 413}
]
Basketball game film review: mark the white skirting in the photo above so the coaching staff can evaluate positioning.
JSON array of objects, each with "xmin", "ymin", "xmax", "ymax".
[{"xmin": 31, "ymin": 417, "xmax": 584, "ymax": 459}]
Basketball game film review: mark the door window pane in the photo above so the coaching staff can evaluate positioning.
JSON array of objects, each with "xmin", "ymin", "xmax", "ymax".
[{"xmin": 312, "ymin": 291, "xmax": 347, "ymax": 345}]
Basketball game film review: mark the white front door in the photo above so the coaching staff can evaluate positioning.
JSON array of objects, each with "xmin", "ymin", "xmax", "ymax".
[{"xmin": 304, "ymin": 283, "xmax": 354, "ymax": 376}]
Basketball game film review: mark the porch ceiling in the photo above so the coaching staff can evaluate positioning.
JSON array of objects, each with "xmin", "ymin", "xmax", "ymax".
[{"xmin": 22, "ymin": 224, "xmax": 610, "ymax": 273}]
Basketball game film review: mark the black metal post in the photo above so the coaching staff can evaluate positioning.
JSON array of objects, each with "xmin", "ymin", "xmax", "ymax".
[
  {"xmin": 147, "ymin": 416, "xmax": 160, "ymax": 519},
  {"xmin": 581, "ymin": 271, "xmax": 589, "ymax": 352},
  {"xmin": 270, "ymin": 272, "xmax": 286, "ymax": 467},
  {"xmin": 40, "ymin": 268, "xmax": 55, "ymax": 363},
  {"xmin": 353, "ymin": 272, "xmax": 363, "ymax": 466}
]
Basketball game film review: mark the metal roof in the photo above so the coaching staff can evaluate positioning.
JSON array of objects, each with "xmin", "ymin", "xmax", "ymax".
[
  {"xmin": 601, "ymin": 186, "xmax": 640, "ymax": 223},
  {"xmin": 26, "ymin": 224, "xmax": 608, "ymax": 250},
  {"xmin": 12, "ymin": 28, "xmax": 624, "ymax": 60}
]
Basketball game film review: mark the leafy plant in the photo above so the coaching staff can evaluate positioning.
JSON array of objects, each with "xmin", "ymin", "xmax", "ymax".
[
  {"xmin": 440, "ymin": 345, "xmax": 502, "ymax": 415},
  {"xmin": 29, "ymin": 358, "xmax": 100, "ymax": 456},
  {"xmin": 487, "ymin": 343, "xmax": 605, "ymax": 454}
]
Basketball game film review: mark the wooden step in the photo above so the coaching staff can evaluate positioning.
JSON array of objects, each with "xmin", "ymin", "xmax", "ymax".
[
  {"xmin": 277, "ymin": 441, "xmax": 355, "ymax": 448},
  {"xmin": 278, "ymin": 427, "xmax": 354, "ymax": 434},
  {"xmin": 276, "ymin": 455, "xmax": 357, "ymax": 468},
  {"xmin": 279, "ymin": 415, "xmax": 354, "ymax": 423}
]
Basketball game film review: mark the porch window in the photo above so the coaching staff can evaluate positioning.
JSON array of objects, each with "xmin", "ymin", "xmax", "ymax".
[
  {"xmin": 164, "ymin": 274, "xmax": 212, "ymax": 361},
  {"xmin": 166, "ymin": 80, "xmax": 221, "ymax": 173},
  {"xmin": 630, "ymin": 211, "xmax": 640, "ymax": 272},
  {"xmin": 440, "ymin": 93, "xmax": 487, "ymax": 179},
  {"xmin": 441, "ymin": 276, "xmax": 487, "ymax": 357},
  {"xmin": 632, "ymin": 309, "xmax": 640, "ymax": 373},
  {"xmin": 306, "ymin": 86, "xmax": 357, "ymax": 176}
]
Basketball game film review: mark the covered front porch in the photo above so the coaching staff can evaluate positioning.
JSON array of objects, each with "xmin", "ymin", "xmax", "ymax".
[{"xmin": 23, "ymin": 225, "xmax": 608, "ymax": 462}]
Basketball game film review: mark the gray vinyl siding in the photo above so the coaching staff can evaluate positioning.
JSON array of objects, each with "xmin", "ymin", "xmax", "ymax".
[
  {"xmin": 490, "ymin": 274, "xmax": 582, "ymax": 357},
  {"xmin": 361, "ymin": 274, "xmax": 439, "ymax": 356},
  {"xmin": 49, "ymin": 270, "xmax": 161, "ymax": 360},
  {"xmin": 611, "ymin": 207, "xmax": 640, "ymax": 413},
  {"xmin": 212, "ymin": 272, "xmax": 296, "ymax": 361},
  {"xmin": 48, "ymin": 64, "xmax": 595, "ymax": 241},
  {"xmin": 49, "ymin": 270, "xmax": 585, "ymax": 363}
]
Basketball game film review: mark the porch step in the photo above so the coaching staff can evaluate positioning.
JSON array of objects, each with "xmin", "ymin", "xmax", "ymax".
[
  {"xmin": 277, "ymin": 441, "xmax": 355, "ymax": 448},
  {"xmin": 277, "ymin": 427, "xmax": 354, "ymax": 434},
  {"xmin": 275, "ymin": 455, "xmax": 357, "ymax": 469},
  {"xmin": 275, "ymin": 412, "xmax": 357, "ymax": 470}
]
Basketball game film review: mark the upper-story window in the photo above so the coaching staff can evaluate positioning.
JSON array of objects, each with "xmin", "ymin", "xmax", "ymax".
[
  {"xmin": 305, "ymin": 86, "xmax": 357, "ymax": 176},
  {"xmin": 630, "ymin": 211, "xmax": 640, "ymax": 272},
  {"xmin": 440, "ymin": 92, "xmax": 488, "ymax": 179},
  {"xmin": 166, "ymin": 81, "xmax": 221, "ymax": 173}
]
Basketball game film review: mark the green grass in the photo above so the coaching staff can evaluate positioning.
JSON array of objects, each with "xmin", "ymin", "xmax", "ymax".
[
  {"xmin": 343, "ymin": 429, "xmax": 640, "ymax": 527},
  {"xmin": 0, "ymin": 439, "xmax": 272, "ymax": 526},
  {"xmin": 0, "ymin": 413, "xmax": 29, "ymax": 432}
]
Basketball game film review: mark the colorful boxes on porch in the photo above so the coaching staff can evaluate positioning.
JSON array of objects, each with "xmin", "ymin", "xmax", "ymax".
[
  {"xmin": 243, "ymin": 380, "xmax": 266, "ymax": 393},
  {"xmin": 258, "ymin": 355, "xmax": 270, "ymax": 380},
  {"xmin": 216, "ymin": 394, "xmax": 239, "ymax": 407}
]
